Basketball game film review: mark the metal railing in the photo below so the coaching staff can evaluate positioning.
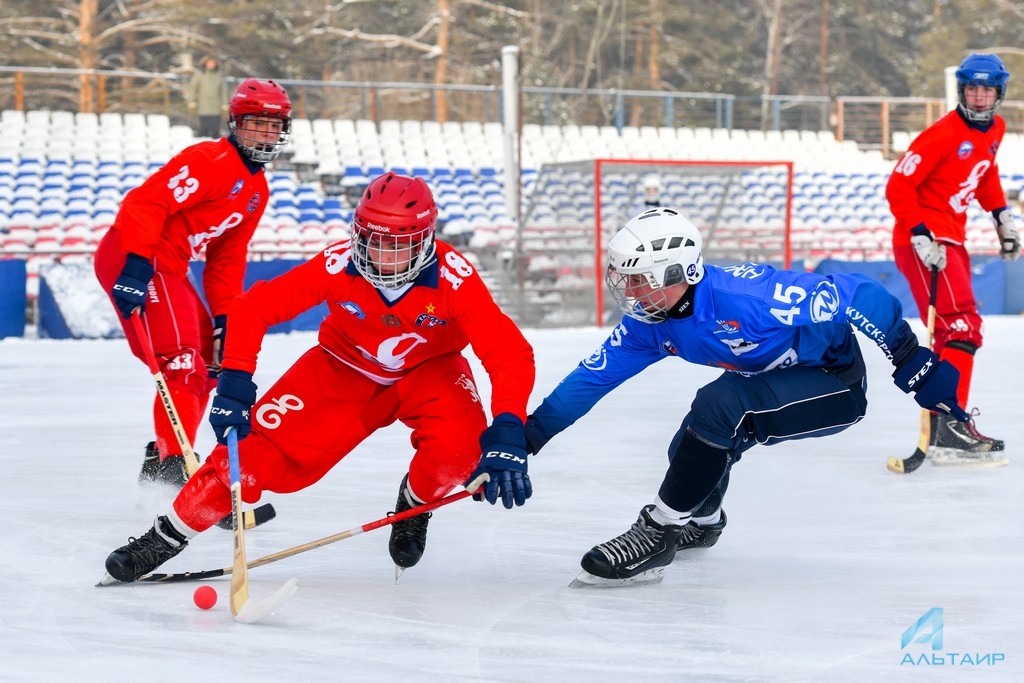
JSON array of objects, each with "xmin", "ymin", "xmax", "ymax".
[{"xmin": 11, "ymin": 65, "xmax": 1024, "ymax": 155}]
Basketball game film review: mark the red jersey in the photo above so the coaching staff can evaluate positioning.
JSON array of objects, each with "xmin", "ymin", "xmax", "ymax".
[
  {"xmin": 111, "ymin": 138, "xmax": 268, "ymax": 315},
  {"xmin": 222, "ymin": 240, "xmax": 536, "ymax": 421},
  {"xmin": 887, "ymin": 110, "xmax": 1006, "ymax": 248}
]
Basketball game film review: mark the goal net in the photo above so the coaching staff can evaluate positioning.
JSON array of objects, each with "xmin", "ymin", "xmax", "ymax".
[{"xmin": 480, "ymin": 158, "xmax": 794, "ymax": 327}]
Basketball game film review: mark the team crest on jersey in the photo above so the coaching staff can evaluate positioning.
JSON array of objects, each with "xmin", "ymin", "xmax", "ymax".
[
  {"xmin": 957, "ymin": 141, "xmax": 974, "ymax": 159},
  {"xmin": 228, "ymin": 180, "xmax": 244, "ymax": 199},
  {"xmin": 714, "ymin": 320, "xmax": 740, "ymax": 334},
  {"xmin": 809, "ymin": 281, "xmax": 840, "ymax": 322},
  {"xmin": 415, "ymin": 313, "xmax": 448, "ymax": 328},
  {"xmin": 339, "ymin": 301, "xmax": 365, "ymax": 319},
  {"xmin": 247, "ymin": 192, "xmax": 261, "ymax": 213},
  {"xmin": 381, "ymin": 313, "xmax": 401, "ymax": 327}
]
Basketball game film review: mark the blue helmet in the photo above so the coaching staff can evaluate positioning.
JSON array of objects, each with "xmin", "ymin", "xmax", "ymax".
[{"xmin": 955, "ymin": 53, "xmax": 1010, "ymax": 123}]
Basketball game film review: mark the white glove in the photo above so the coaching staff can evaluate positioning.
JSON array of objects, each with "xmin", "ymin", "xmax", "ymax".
[
  {"xmin": 994, "ymin": 209, "xmax": 1020, "ymax": 261},
  {"xmin": 910, "ymin": 226, "xmax": 947, "ymax": 271}
]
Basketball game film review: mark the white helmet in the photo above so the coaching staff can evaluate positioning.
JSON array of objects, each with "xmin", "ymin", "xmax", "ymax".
[{"xmin": 605, "ymin": 207, "xmax": 704, "ymax": 322}]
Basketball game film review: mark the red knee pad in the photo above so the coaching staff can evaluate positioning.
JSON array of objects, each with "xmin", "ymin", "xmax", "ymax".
[
  {"xmin": 205, "ymin": 445, "xmax": 267, "ymax": 505},
  {"xmin": 172, "ymin": 463, "xmax": 232, "ymax": 532}
]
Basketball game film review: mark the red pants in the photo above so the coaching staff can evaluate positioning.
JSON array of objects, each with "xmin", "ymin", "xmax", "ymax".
[
  {"xmin": 173, "ymin": 346, "xmax": 488, "ymax": 532},
  {"xmin": 94, "ymin": 229, "xmax": 216, "ymax": 460},
  {"xmin": 894, "ymin": 242, "xmax": 983, "ymax": 407},
  {"xmin": 893, "ymin": 243, "xmax": 983, "ymax": 353}
]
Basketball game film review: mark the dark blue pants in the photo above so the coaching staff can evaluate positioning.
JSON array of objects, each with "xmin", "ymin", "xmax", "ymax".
[{"xmin": 659, "ymin": 366, "xmax": 868, "ymax": 515}]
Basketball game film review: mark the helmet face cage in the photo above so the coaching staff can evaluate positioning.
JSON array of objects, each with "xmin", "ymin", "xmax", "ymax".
[
  {"xmin": 228, "ymin": 78, "xmax": 293, "ymax": 163},
  {"xmin": 955, "ymin": 53, "xmax": 1010, "ymax": 123},
  {"xmin": 606, "ymin": 269, "xmax": 677, "ymax": 323},
  {"xmin": 351, "ymin": 174, "xmax": 438, "ymax": 288},
  {"xmin": 605, "ymin": 207, "xmax": 704, "ymax": 323}
]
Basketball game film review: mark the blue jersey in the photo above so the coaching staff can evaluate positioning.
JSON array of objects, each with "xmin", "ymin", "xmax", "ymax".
[{"xmin": 529, "ymin": 263, "xmax": 920, "ymax": 443}]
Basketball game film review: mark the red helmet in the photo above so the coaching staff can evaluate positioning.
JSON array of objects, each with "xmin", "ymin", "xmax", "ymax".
[
  {"xmin": 351, "ymin": 173, "xmax": 438, "ymax": 288},
  {"xmin": 228, "ymin": 78, "xmax": 292, "ymax": 163}
]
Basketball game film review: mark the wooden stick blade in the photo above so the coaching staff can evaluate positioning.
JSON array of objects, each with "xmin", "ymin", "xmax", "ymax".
[
  {"xmin": 234, "ymin": 577, "xmax": 299, "ymax": 624},
  {"xmin": 886, "ymin": 448, "xmax": 927, "ymax": 474}
]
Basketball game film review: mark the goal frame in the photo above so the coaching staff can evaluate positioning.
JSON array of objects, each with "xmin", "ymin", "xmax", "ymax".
[{"xmin": 591, "ymin": 158, "xmax": 795, "ymax": 326}]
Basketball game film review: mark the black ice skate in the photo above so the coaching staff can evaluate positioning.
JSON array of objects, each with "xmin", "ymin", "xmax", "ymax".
[
  {"xmin": 388, "ymin": 474, "xmax": 431, "ymax": 582},
  {"xmin": 138, "ymin": 441, "xmax": 160, "ymax": 484},
  {"xmin": 138, "ymin": 442, "xmax": 189, "ymax": 489},
  {"xmin": 102, "ymin": 515, "xmax": 188, "ymax": 583},
  {"xmin": 571, "ymin": 505, "xmax": 684, "ymax": 588},
  {"xmin": 929, "ymin": 410, "xmax": 1008, "ymax": 467},
  {"xmin": 677, "ymin": 509, "xmax": 727, "ymax": 551},
  {"xmin": 156, "ymin": 455, "xmax": 188, "ymax": 488}
]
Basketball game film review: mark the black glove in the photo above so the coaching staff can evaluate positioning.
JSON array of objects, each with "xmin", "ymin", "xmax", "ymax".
[
  {"xmin": 111, "ymin": 253, "xmax": 154, "ymax": 319},
  {"xmin": 208, "ymin": 314, "xmax": 227, "ymax": 376},
  {"xmin": 909, "ymin": 224, "xmax": 947, "ymax": 271},
  {"xmin": 209, "ymin": 369, "xmax": 257, "ymax": 445},
  {"xmin": 892, "ymin": 346, "xmax": 969, "ymax": 421},
  {"xmin": 467, "ymin": 413, "xmax": 531, "ymax": 509}
]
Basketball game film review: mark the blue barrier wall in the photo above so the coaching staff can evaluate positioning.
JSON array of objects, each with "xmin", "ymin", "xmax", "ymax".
[
  {"xmin": 1004, "ymin": 257, "xmax": 1024, "ymax": 314},
  {"xmin": 37, "ymin": 262, "xmax": 122, "ymax": 339},
  {"xmin": 0, "ymin": 260, "xmax": 27, "ymax": 339},
  {"xmin": 813, "ymin": 256, "xmax": 1020, "ymax": 317},
  {"xmin": 24, "ymin": 257, "xmax": 1024, "ymax": 339},
  {"xmin": 34, "ymin": 260, "xmax": 331, "ymax": 339},
  {"xmin": 37, "ymin": 274, "xmax": 74, "ymax": 339},
  {"xmin": 189, "ymin": 260, "xmax": 329, "ymax": 334}
]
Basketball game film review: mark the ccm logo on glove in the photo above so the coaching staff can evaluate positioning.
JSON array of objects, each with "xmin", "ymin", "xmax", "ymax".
[
  {"xmin": 467, "ymin": 413, "xmax": 532, "ymax": 509},
  {"xmin": 482, "ymin": 450, "xmax": 526, "ymax": 465},
  {"xmin": 210, "ymin": 406, "xmax": 249, "ymax": 420}
]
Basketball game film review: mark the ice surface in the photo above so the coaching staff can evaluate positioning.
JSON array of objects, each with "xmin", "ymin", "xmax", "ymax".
[{"xmin": 1, "ymin": 320, "xmax": 1021, "ymax": 681}]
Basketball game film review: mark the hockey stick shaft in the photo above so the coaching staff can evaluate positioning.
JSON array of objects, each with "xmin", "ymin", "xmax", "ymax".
[
  {"xmin": 243, "ymin": 473, "xmax": 487, "ymax": 569},
  {"xmin": 130, "ymin": 312, "xmax": 202, "ymax": 475},
  {"xmin": 887, "ymin": 266, "xmax": 939, "ymax": 474},
  {"xmin": 134, "ymin": 473, "xmax": 489, "ymax": 584},
  {"xmin": 916, "ymin": 270, "xmax": 940, "ymax": 451},
  {"xmin": 130, "ymin": 311, "xmax": 274, "ymax": 529},
  {"xmin": 226, "ymin": 428, "xmax": 250, "ymax": 616}
]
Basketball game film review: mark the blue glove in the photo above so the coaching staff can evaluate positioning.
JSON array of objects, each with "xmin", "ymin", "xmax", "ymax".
[
  {"xmin": 209, "ymin": 369, "xmax": 257, "ymax": 445},
  {"xmin": 893, "ymin": 346, "xmax": 970, "ymax": 422},
  {"xmin": 111, "ymin": 253, "xmax": 154, "ymax": 319},
  {"xmin": 208, "ymin": 314, "xmax": 227, "ymax": 376},
  {"xmin": 467, "ymin": 413, "xmax": 531, "ymax": 509}
]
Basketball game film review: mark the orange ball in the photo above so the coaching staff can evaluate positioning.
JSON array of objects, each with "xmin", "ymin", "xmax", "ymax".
[{"xmin": 193, "ymin": 585, "xmax": 218, "ymax": 610}]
